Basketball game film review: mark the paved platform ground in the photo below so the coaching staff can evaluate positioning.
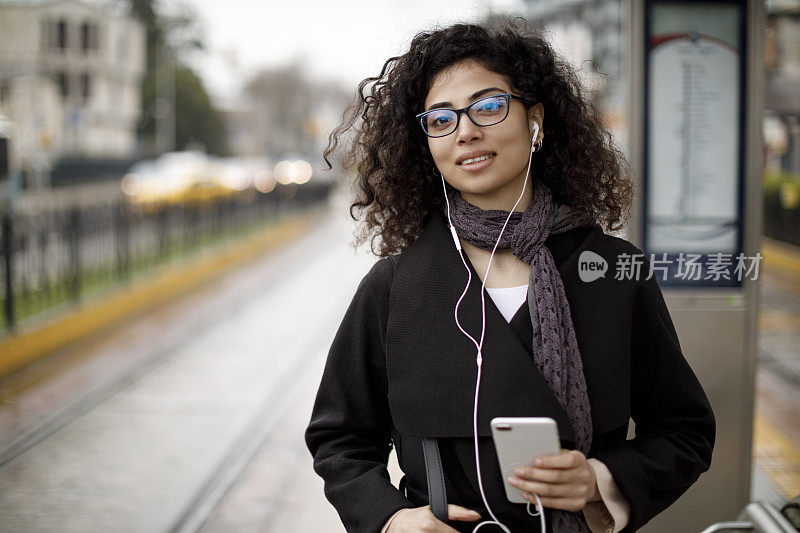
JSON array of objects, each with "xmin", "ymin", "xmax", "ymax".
[
  {"xmin": 0, "ymin": 204, "xmax": 797, "ymax": 532},
  {"xmin": 752, "ymin": 238, "xmax": 800, "ymax": 506}
]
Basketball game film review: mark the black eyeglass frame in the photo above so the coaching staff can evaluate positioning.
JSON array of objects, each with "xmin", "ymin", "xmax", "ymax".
[{"xmin": 415, "ymin": 93, "xmax": 536, "ymax": 138}]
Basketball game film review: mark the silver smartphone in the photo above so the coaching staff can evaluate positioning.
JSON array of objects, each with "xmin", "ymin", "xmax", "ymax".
[{"xmin": 490, "ymin": 417, "xmax": 561, "ymax": 503}]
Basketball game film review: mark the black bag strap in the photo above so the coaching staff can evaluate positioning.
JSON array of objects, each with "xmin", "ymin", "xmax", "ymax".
[{"xmin": 421, "ymin": 436, "xmax": 448, "ymax": 523}]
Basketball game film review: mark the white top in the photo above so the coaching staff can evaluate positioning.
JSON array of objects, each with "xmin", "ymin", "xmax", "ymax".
[{"xmin": 485, "ymin": 284, "xmax": 528, "ymax": 322}]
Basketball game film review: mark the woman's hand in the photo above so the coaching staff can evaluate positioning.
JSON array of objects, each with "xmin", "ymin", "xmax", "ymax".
[
  {"xmin": 507, "ymin": 449, "xmax": 601, "ymax": 512},
  {"xmin": 387, "ymin": 504, "xmax": 481, "ymax": 532}
]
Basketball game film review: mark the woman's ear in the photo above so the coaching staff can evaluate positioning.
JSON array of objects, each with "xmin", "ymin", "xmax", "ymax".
[{"xmin": 528, "ymin": 102, "xmax": 545, "ymax": 141}]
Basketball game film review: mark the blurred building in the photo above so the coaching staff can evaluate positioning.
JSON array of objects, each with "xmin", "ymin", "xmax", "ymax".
[
  {"xmin": 764, "ymin": 0, "xmax": 800, "ymax": 175},
  {"xmin": 518, "ymin": 0, "xmax": 627, "ymax": 149},
  {"xmin": 0, "ymin": 0, "xmax": 145, "ymax": 189}
]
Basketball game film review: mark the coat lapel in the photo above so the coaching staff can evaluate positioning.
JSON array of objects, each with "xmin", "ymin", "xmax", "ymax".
[
  {"xmin": 385, "ymin": 212, "xmax": 632, "ymax": 441},
  {"xmin": 385, "ymin": 213, "xmax": 572, "ymax": 440}
]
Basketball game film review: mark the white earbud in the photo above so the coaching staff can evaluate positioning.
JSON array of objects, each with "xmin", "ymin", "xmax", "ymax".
[{"xmin": 530, "ymin": 123, "xmax": 540, "ymax": 153}]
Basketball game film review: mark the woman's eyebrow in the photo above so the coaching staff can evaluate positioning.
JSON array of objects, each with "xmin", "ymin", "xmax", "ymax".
[{"xmin": 426, "ymin": 87, "xmax": 507, "ymax": 110}]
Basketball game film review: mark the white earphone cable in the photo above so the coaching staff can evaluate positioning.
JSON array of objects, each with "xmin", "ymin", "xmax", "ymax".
[{"xmin": 441, "ymin": 124, "xmax": 544, "ymax": 533}]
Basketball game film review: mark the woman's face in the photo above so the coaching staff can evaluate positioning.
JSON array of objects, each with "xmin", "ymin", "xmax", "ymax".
[{"xmin": 423, "ymin": 60, "xmax": 543, "ymax": 211}]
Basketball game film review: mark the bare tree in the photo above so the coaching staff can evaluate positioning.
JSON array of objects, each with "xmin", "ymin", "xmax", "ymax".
[{"xmin": 244, "ymin": 63, "xmax": 349, "ymax": 160}]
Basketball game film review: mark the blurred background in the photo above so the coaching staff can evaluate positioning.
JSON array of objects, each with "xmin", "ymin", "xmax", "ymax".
[{"xmin": 0, "ymin": 0, "xmax": 797, "ymax": 532}]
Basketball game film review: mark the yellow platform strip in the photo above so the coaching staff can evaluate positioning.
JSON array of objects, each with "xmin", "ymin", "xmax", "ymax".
[
  {"xmin": 762, "ymin": 238, "xmax": 800, "ymax": 277},
  {"xmin": 759, "ymin": 309, "xmax": 800, "ymax": 332},
  {"xmin": 753, "ymin": 414, "xmax": 800, "ymax": 500},
  {"xmin": 0, "ymin": 214, "xmax": 316, "ymax": 380},
  {"xmin": 757, "ymin": 239, "xmax": 800, "ymax": 500}
]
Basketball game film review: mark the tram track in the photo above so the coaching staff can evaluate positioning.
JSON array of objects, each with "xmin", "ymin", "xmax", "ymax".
[
  {"xmin": 0, "ymin": 211, "xmax": 340, "ymax": 470},
  {"xmin": 168, "ymin": 326, "xmax": 330, "ymax": 533},
  {"xmin": 0, "ymin": 210, "xmax": 371, "ymax": 532}
]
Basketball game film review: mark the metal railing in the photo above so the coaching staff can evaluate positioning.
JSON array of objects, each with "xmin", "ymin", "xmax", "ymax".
[
  {"xmin": 0, "ymin": 182, "xmax": 330, "ymax": 331},
  {"xmin": 701, "ymin": 501, "xmax": 799, "ymax": 532}
]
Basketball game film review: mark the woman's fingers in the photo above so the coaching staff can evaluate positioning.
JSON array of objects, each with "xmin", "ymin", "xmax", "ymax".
[
  {"xmin": 533, "ymin": 449, "xmax": 584, "ymax": 469},
  {"xmin": 512, "ymin": 466, "xmax": 568, "ymax": 483},
  {"xmin": 508, "ymin": 476, "xmax": 583, "ymax": 497},
  {"xmin": 446, "ymin": 504, "xmax": 482, "ymax": 522},
  {"xmin": 506, "ymin": 450, "xmax": 599, "ymax": 513},
  {"xmin": 513, "ymin": 465, "xmax": 593, "ymax": 486}
]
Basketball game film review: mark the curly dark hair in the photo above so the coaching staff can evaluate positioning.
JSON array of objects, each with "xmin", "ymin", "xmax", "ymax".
[{"xmin": 325, "ymin": 20, "xmax": 633, "ymax": 257}]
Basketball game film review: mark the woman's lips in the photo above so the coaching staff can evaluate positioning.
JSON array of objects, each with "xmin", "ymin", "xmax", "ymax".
[{"xmin": 456, "ymin": 153, "xmax": 496, "ymax": 172}]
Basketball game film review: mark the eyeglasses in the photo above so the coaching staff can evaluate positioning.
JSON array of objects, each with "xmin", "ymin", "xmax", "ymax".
[{"xmin": 416, "ymin": 93, "xmax": 535, "ymax": 138}]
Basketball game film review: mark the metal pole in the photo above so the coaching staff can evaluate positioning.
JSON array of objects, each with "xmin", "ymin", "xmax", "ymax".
[
  {"xmin": 2, "ymin": 211, "xmax": 14, "ymax": 329},
  {"xmin": 740, "ymin": 0, "xmax": 767, "ymax": 512},
  {"xmin": 626, "ymin": 0, "xmax": 645, "ymax": 247},
  {"xmin": 699, "ymin": 522, "xmax": 753, "ymax": 533},
  {"xmin": 68, "ymin": 208, "xmax": 81, "ymax": 302},
  {"xmin": 116, "ymin": 201, "xmax": 129, "ymax": 280}
]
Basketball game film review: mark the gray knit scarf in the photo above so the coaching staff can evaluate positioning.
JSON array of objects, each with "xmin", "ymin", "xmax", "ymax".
[{"xmin": 446, "ymin": 180, "xmax": 597, "ymax": 532}]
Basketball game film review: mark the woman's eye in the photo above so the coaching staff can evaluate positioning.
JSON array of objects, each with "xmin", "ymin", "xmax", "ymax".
[
  {"xmin": 474, "ymin": 97, "xmax": 506, "ymax": 114},
  {"xmin": 428, "ymin": 112, "xmax": 454, "ymax": 129}
]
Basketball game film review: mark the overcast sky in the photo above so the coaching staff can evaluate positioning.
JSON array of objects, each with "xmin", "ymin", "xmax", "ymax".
[{"xmin": 181, "ymin": 0, "xmax": 529, "ymax": 104}]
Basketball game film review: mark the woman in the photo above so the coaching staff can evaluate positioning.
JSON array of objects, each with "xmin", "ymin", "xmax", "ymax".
[{"xmin": 305, "ymin": 21, "xmax": 715, "ymax": 533}]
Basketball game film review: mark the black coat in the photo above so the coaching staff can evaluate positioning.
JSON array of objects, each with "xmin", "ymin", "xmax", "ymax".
[{"xmin": 305, "ymin": 212, "xmax": 715, "ymax": 533}]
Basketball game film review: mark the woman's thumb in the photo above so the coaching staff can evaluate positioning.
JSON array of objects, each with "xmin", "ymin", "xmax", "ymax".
[{"xmin": 447, "ymin": 504, "xmax": 481, "ymax": 521}]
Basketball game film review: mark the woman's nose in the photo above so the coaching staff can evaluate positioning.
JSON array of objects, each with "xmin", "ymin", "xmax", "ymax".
[{"xmin": 455, "ymin": 114, "xmax": 482, "ymax": 144}]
